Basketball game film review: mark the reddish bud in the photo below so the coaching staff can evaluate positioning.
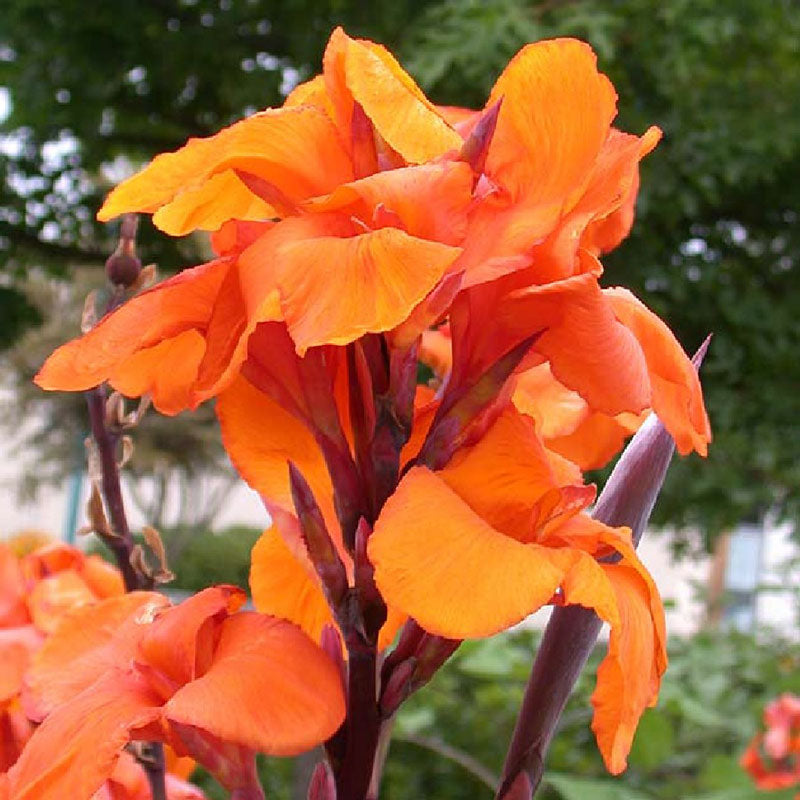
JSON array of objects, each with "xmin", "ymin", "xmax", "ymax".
[
  {"xmin": 410, "ymin": 634, "xmax": 461, "ymax": 694},
  {"xmin": 105, "ymin": 239, "xmax": 141, "ymax": 287},
  {"xmin": 308, "ymin": 761, "xmax": 337, "ymax": 800},
  {"xmin": 379, "ymin": 656, "xmax": 417, "ymax": 718},
  {"xmin": 354, "ymin": 518, "xmax": 387, "ymax": 642},
  {"xmin": 459, "ymin": 99, "xmax": 503, "ymax": 175},
  {"xmin": 417, "ymin": 331, "xmax": 542, "ymax": 470},
  {"xmin": 289, "ymin": 462, "xmax": 349, "ymax": 608}
]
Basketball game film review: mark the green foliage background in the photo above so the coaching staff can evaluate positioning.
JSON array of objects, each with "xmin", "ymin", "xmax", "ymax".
[{"xmin": 2, "ymin": 0, "xmax": 798, "ymax": 545}]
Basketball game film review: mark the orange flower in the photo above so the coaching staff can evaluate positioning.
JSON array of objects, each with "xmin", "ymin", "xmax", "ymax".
[
  {"xmin": 0, "ymin": 542, "xmax": 125, "ymax": 776},
  {"xmin": 368, "ymin": 405, "xmax": 667, "ymax": 774},
  {"xmin": 742, "ymin": 694, "xmax": 800, "ymax": 792},
  {"xmin": 9, "ymin": 586, "xmax": 345, "ymax": 800},
  {"xmin": 34, "ymin": 28, "xmax": 474, "ymax": 414}
]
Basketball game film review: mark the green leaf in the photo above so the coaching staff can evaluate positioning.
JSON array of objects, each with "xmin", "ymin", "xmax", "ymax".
[
  {"xmin": 546, "ymin": 773, "xmax": 654, "ymax": 800},
  {"xmin": 628, "ymin": 710, "xmax": 675, "ymax": 770}
]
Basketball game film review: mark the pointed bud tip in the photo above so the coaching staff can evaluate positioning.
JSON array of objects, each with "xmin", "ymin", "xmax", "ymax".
[
  {"xmin": 459, "ymin": 98, "xmax": 503, "ymax": 173},
  {"xmin": 498, "ymin": 769, "xmax": 534, "ymax": 800},
  {"xmin": 692, "ymin": 334, "xmax": 712, "ymax": 370},
  {"xmin": 307, "ymin": 761, "xmax": 337, "ymax": 800}
]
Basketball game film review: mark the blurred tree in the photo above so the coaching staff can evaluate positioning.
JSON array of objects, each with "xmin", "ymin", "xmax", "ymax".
[{"xmin": 1, "ymin": 0, "xmax": 798, "ymax": 543}]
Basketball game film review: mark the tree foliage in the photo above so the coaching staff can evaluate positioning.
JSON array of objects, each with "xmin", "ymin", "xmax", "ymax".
[{"xmin": 1, "ymin": 0, "xmax": 798, "ymax": 542}]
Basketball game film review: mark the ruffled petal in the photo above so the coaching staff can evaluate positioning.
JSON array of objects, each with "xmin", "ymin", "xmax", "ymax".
[
  {"xmin": 152, "ymin": 169, "xmax": 276, "ymax": 236},
  {"xmin": 605, "ymin": 288, "xmax": 711, "ymax": 455},
  {"xmin": 560, "ymin": 559, "xmax": 666, "ymax": 774},
  {"xmin": 137, "ymin": 587, "xmax": 246, "ymax": 691},
  {"xmin": 499, "ymin": 274, "xmax": 650, "ymax": 416},
  {"xmin": 533, "ymin": 127, "xmax": 661, "ymax": 271},
  {"xmin": 485, "ymin": 38, "xmax": 617, "ymax": 208},
  {"xmin": 241, "ymin": 215, "xmax": 461, "ymax": 354},
  {"xmin": 369, "ymin": 466, "xmax": 575, "ymax": 638},
  {"xmin": 324, "ymin": 28, "xmax": 462, "ymax": 164},
  {"xmin": 0, "ymin": 545, "xmax": 29, "ymax": 627},
  {"xmin": 34, "ymin": 258, "xmax": 232, "ymax": 393},
  {"xmin": 438, "ymin": 406, "xmax": 591, "ymax": 542},
  {"xmin": 513, "ymin": 363, "xmax": 644, "ymax": 470},
  {"xmin": 109, "ymin": 329, "xmax": 206, "ymax": 415},
  {"xmin": 164, "ymin": 612, "xmax": 346, "ymax": 756},
  {"xmin": 98, "ymin": 107, "xmax": 352, "ymax": 225},
  {"xmin": 78, "ymin": 555, "xmax": 125, "ymax": 599},
  {"xmin": 25, "ymin": 570, "xmax": 97, "ymax": 634},
  {"xmin": 23, "ymin": 592, "xmax": 167, "ymax": 720},
  {"xmin": 6, "ymin": 671, "xmax": 163, "ymax": 800},
  {"xmin": 304, "ymin": 162, "xmax": 474, "ymax": 245},
  {"xmin": 0, "ymin": 627, "xmax": 43, "ymax": 704}
]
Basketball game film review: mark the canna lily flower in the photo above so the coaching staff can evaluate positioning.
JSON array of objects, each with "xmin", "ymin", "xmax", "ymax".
[
  {"xmin": 9, "ymin": 586, "xmax": 345, "ymax": 800},
  {"xmin": 368, "ymin": 404, "xmax": 667, "ymax": 774},
  {"xmin": 0, "ymin": 542, "xmax": 124, "ymax": 776},
  {"xmin": 34, "ymin": 27, "xmax": 474, "ymax": 414},
  {"xmin": 742, "ymin": 694, "xmax": 800, "ymax": 792}
]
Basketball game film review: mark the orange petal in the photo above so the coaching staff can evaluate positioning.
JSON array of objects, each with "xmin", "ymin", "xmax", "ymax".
[
  {"xmin": 512, "ymin": 362, "xmax": 589, "ymax": 439},
  {"xmin": 242, "ymin": 216, "xmax": 461, "ymax": 354},
  {"xmin": 0, "ymin": 626, "xmax": 43, "ymax": 704},
  {"xmin": 109, "ymin": 329, "xmax": 206, "ymax": 415},
  {"xmin": 548, "ymin": 409, "xmax": 643, "ymax": 471},
  {"xmin": 164, "ymin": 612, "xmax": 346, "ymax": 756},
  {"xmin": 533, "ymin": 127, "xmax": 661, "ymax": 272},
  {"xmin": 0, "ymin": 545, "xmax": 29, "ymax": 627},
  {"xmin": 486, "ymin": 38, "xmax": 616, "ymax": 208},
  {"xmin": 216, "ymin": 374, "xmax": 335, "ymax": 521},
  {"xmin": 152, "ymin": 169, "xmax": 276, "ymax": 236},
  {"xmin": 6, "ymin": 670, "xmax": 163, "ymax": 800},
  {"xmin": 560, "ymin": 559, "xmax": 666, "ymax": 773},
  {"xmin": 324, "ymin": 28, "xmax": 461, "ymax": 164},
  {"xmin": 304, "ymin": 162, "xmax": 474, "ymax": 246},
  {"xmin": 369, "ymin": 466, "xmax": 576, "ymax": 638},
  {"xmin": 78, "ymin": 555, "xmax": 125, "ymax": 599},
  {"xmin": 582, "ymin": 128, "xmax": 661, "ymax": 256},
  {"xmin": 0, "ymin": 704, "xmax": 34, "ymax": 773},
  {"xmin": 284, "ymin": 74, "xmax": 331, "ymax": 113},
  {"xmin": 35, "ymin": 258, "xmax": 232, "ymax": 393},
  {"xmin": 500, "ymin": 274, "xmax": 650, "ymax": 416},
  {"xmin": 210, "ymin": 219, "xmax": 273, "ymax": 257},
  {"xmin": 439, "ymin": 406, "xmax": 591, "ymax": 542},
  {"xmin": 249, "ymin": 523, "xmax": 335, "ymax": 645},
  {"xmin": 21, "ymin": 542, "xmax": 82, "ymax": 578},
  {"xmin": 26, "ymin": 570, "xmax": 97, "ymax": 634},
  {"xmin": 605, "ymin": 288, "xmax": 711, "ymax": 455},
  {"xmin": 23, "ymin": 592, "xmax": 168, "ymax": 720},
  {"xmin": 513, "ymin": 362, "xmax": 645, "ymax": 469},
  {"xmin": 98, "ymin": 107, "xmax": 352, "ymax": 225},
  {"xmin": 137, "ymin": 586, "xmax": 246, "ymax": 692}
]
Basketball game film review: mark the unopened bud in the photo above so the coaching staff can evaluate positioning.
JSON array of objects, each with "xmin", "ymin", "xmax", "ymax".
[
  {"xmin": 307, "ymin": 760, "xmax": 337, "ymax": 800},
  {"xmin": 105, "ymin": 214, "xmax": 141, "ymax": 287}
]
